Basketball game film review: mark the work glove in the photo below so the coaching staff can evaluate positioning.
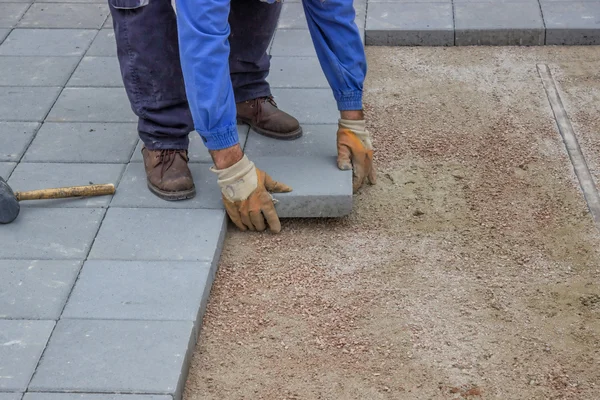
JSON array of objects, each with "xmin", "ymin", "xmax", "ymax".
[
  {"xmin": 337, "ymin": 119, "xmax": 377, "ymax": 193},
  {"xmin": 211, "ymin": 155, "xmax": 292, "ymax": 233}
]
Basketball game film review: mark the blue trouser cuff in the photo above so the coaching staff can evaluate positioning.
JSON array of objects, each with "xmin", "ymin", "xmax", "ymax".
[
  {"xmin": 335, "ymin": 90, "xmax": 363, "ymax": 111},
  {"xmin": 198, "ymin": 123, "xmax": 239, "ymax": 151}
]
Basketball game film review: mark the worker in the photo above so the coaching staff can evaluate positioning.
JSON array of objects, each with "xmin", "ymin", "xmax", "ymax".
[
  {"xmin": 175, "ymin": 0, "xmax": 376, "ymax": 233},
  {"xmin": 107, "ymin": 0, "xmax": 301, "ymax": 201}
]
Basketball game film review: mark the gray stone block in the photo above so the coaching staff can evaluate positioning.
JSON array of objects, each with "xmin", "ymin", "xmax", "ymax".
[
  {"xmin": 0, "ymin": 162, "xmax": 16, "ymax": 177},
  {"xmin": 542, "ymin": 1, "xmax": 600, "ymax": 45},
  {"xmin": 110, "ymin": 162, "xmax": 222, "ymax": 209},
  {"xmin": 0, "ymin": 87, "xmax": 61, "ymax": 122},
  {"xmin": 0, "ymin": 320, "xmax": 55, "ymax": 392},
  {"xmin": 0, "ymin": 29, "xmax": 97, "ymax": 56},
  {"xmin": 270, "ymin": 29, "xmax": 316, "ymax": 57},
  {"xmin": 0, "ymin": 29, "xmax": 8, "ymax": 44},
  {"xmin": 0, "ymin": 56, "xmax": 80, "ymax": 86},
  {"xmin": 0, "ymin": 260, "xmax": 82, "ymax": 319},
  {"xmin": 365, "ymin": 3, "xmax": 454, "ymax": 46},
  {"xmin": 268, "ymin": 56, "xmax": 327, "ymax": 88},
  {"xmin": 0, "ymin": 122, "xmax": 39, "ymax": 161},
  {"xmin": 455, "ymin": 2, "xmax": 544, "ymax": 45},
  {"xmin": 245, "ymin": 124, "xmax": 337, "ymax": 158},
  {"xmin": 18, "ymin": 4, "xmax": 109, "ymax": 29},
  {"xmin": 0, "ymin": 4, "xmax": 28, "ymax": 28},
  {"xmin": 277, "ymin": 3, "xmax": 308, "ymax": 29},
  {"xmin": 23, "ymin": 122, "xmax": 138, "ymax": 163},
  {"xmin": 46, "ymin": 88, "xmax": 135, "ymax": 123},
  {"xmin": 7, "ymin": 163, "xmax": 123, "ymax": 208},
  {"xmin": 0, "ymin": 208, "xmax": 104, "ymax": 259},
  {"xmin": 85, "ymin": 29, "xmax": 116, "ymax": 56},
  {"xmin": 62, "ymin": 260, "xmax": 212, "ymax": 330},
  {"xmin": 88, "ymin": 208, "xmax": 226, "ymax": 261},
  {"xmin": 67, "ymin": 56, "xmax": 123, "ymax": 87},
  {"xmin": 28, "ymin": 319, "xmax": 195, "ymax": 399},
  {"xmin": 24, "ymin": 395, "xmax": 171, "ymax": 400},
  {"xmin": 271, "ymin": 88, "xmax": 338, "ymax": 124},
  {"xmin": 103, "ymin": 14, "xmax": 113, "ymax": 28},
  {"xmin": 130, "ymin": 124, "xmax": 249, "ymax": 163},
  {"xmin": 252, "ymin": 156, "xmax": 353, "ymax": 218},
  {"xmin": 0, "ymin": 394, "xmax": 22, "ymax": 400}
]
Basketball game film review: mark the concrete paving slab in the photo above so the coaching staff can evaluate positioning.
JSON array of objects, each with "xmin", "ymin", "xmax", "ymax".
[
  {"xmin": 270, "ymin": 29, "xmax": 316, "ymax": 57},
  {"xmin": 0, "ymin": 122, "xmax": 39, "ymax": 161},
  {"xmin": 28, "ymin": 319, "xmax": 195, "ymax": 399},
  {"xmin": 110, "ymin": 162, "xmax": 222, "ymax": 209},
  {"xmin": 0, "ymin": 208, "xmax": 104, "ymax": 259},
  {"xmin": 455, "ymin": 2, "xmax": 545, "ymax": 45},
  {"xmin": 88, "ymin": 208, "xmax": 226, "ymax": 261},
  {"xmin": 130, "ymin": 124, "xmax": 249, "ymax": 163},
  {"xmin": 277, "ymin": 2, "xmax": 308, "ymax": 30},
  {"xmin": 0, "ymin": 320, "xmax": 55, "ymax": 392},
  {"xmin": 0, "ymin": 56, "xmax": 80, "ymax": 86},
  {"xmin": 103, "ymin": 14, "xmax": 113, "ymax": 28},
  {"xmin": 268, "ymin": 56, "xmax": 327, "ymax": 88},
  {"xmin": 0, "ymin": 87, "xmax": 61, "ymax": 122},
  {"xmin": 67, "ymin": 56, "xmax": 122, "ymax": 87},
  {"xmin": 0, "ymin": 29, "xmax": 9, "ymax": 44},
  {"xmin": 7, "ymin": 162, "xmax": 123, "ymax": 208},
  {"xmin": 252, "ymin": 156, "xmax": 353, "ymax": 218},
  {"xmin": 62, "ymin": 260, "xmax": 211, "ymax": 326},
  {"xmin": 0, "ymin": 394, "xmax": 22, "ymax": 400},
  {"xmin": 245, "ymin": 124, "xmax": 337, "ymax": 158},
  {"xmin": 271, "ymin": 88, "xmax": 338, "ymax": 124},
  {"xmin": 85, "ymin": 29, "xmax": 116, "ymax": 56},
  {"xmin": 46, "ymin": 87, "xmax": 135, "ymax": 122},
  {"xmin": 24, "ymin": 395, "xmax": 171, "ymax": 400},
  {"xmin": 0, "ymin": 4, "xmax": 29, "ymax": 28},
  {"xmin": 0, "ymin": 260, "xmax": 82, "ymax": 319},
  {"xmin": 0, "ymin": 161, "xmax": 16, "ymax": 177},
  {"xmin": 18, "ymin": 4, "xmax": 109, "ymax": 29},
  {"xmin": 542, "ymin": 1, "xmax": 600, "ymax": 45},
  {"xmin": 23, "ymin": 122, "xmax": 138, "ymax": 163},
  {"xmin": 365, "ymin": 3, "xmax": 454, "ymax": 46},
  {"xmin": 0, "ymin": 29, "xmax": 96, "ymax": 56}
]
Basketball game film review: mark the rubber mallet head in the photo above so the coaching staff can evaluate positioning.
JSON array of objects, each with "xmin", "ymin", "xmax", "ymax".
[{"xmin": 0, "ymin": 176, "xmax": 19, "ymax": 224}]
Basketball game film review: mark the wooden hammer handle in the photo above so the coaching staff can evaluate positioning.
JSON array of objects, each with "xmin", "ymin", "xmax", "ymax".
[{"xmin": 16, "ymin": 184, "xmax": 115, "ymax": 201}]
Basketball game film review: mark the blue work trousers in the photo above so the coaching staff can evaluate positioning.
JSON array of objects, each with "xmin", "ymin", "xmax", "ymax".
[
  {"xmin": 176, "ymin": 0, "xmax": 367, "ymax": 151},
  {"xmin": 107, "ymin": 0, "xmax": 281, "ymax": 150}
]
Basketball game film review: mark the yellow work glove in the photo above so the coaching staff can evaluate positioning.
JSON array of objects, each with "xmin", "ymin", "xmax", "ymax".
[
  {"xmin": 337, "ymin": 119, "xmax": 376, "ymax": 193},
  {"xmin": 211, "ymin": 155, "xmax": 292, "ymax": 233}
]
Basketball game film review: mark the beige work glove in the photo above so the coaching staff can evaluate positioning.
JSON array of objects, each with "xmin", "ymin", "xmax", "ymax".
[
  {"xmin": 337, "ymin": 119, "xmax": 376, "ymax": 193},
  {"xmin": 211, "ymin": 155, "xmax": 292, "ymax": 233}
]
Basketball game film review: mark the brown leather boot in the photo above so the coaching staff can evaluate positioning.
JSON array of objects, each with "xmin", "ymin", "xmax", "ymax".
[
  {"xmin": 141, "ymin": 147, "xmax": 196, "ymax": 201},
  {"xmin": 236, "ymin": 96, "xmax": 302, "ymax": 140}
]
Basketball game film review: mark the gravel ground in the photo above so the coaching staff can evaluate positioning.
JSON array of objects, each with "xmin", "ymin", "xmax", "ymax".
[{"xmin": 183, "ymin": 46, "xmax": 600, "ymax": 400}]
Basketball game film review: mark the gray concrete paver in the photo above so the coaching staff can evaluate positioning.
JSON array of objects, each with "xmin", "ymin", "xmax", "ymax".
[
  {"xmin": 0, "ymin": 122, "xmax": 39, "ymax": 162},
  {"xmin": 0, "ymin": 87, "xmax": 61, "ymax": 122},
  {"xmin": 18, "ymin": 4, "xmax": 109, "ymax": 29},
  {"xmin": 23, "ymin": 122, "xmax": 138, "ymax": 163},
  {"xmin": 0, "ymin": 260, "xmax": 82, "ymax": 319},
  {"xmin": 0, "ymin": 29, "xmax": 9, "ymax": 44},
  {"xmin": 0, "ymin": 56, "xmax": 80, "ymax": 87},
  {"xmin": 67, "ymin": 56, "xmax": 122, "ymax": 87},
  {"xmin": 454, "ymin": 1, "xmax": 545, "ymax": 45},
  {"xmin": 28, "ymin": 319, "xmax": 195, "ymax": 399},
  {"xmin": 111, "ymin": 162, "xmax": 222, "ymax": 209},
  {"xmin": 0, "ymin": 208, "xmax": 104, "ymax": 259},
  {"xmin": 270, "ymin": 29, "xmax": 317, "ymax": 57},
  {"xmin": 0, "ymin": 320, "xmax": 55, "ymax": 392},
  {"xmin": 271, "ymin": 88, "xmax": 338, "ymax": 123},
  {"xmin": 542, "ymin": 1, "xmax": 600, "ymax": 45},
  {"xmin": 88, "ymin": 208, "xmax": 226, "ymax": 261},
  {"xmin": 24, "ymin": 395, "xmax": 171, "ymax": 400},
  {"xmin": 62, "ymin": 260, "xmax": 212, "ymax": 325},
  {"xmin": 0, "ymin": 394, "xmax": 23, "ymax": 400},
  {"xmin": 0, "ymin": 29, "xmax": 97, "ymax": 56},
  {"xmin": 85, "ymin": 29, "xmax": 116, "ymax": 56},
  {"xmin": 7, "ymin": 162, "xmax": 124, "ymax": 208},
  {"xmin": 245, "ymin": 124, "xmax": 337, "ymax": 158},
  {"xmin": 46, "ymin": 87, "xmax": 136, "ymax": 122},
  {"xmin": 0, "ymin": 4, "xmax": 29, "ymax": 28},
  {"xmin": 268, "ymin": 56, "xmax": 328, "ymax": 88},
  {"xmin": 0, "ymin": 161, "xmax": 16, "ymax": 177}
]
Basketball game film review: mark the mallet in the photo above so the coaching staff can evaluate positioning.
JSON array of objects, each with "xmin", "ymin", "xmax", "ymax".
[{"xmin": 0, "ymin": 176, "xmax": 115, "ymax": 224}]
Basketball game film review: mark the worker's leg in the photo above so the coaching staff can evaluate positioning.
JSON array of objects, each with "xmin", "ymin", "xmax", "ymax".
[
  {"xmin": 229, "ymin": 0, "xmax": 302, "ymax": 140},
  {"xmin": 108, "ymin": 0, "xmax": 195, "ymax": 200},
  {"xmin": 301, "ymin": 0, "xmax": 366, "ymax": 111}
]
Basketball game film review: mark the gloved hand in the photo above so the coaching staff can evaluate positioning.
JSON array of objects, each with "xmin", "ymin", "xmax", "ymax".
[
  {"xmin": 211, "ymin": 155, "xmax": 292, "ymax": 233},
  {"xmin": 337, "ymin": 119, "xmax": 376, "ymax": 193}
]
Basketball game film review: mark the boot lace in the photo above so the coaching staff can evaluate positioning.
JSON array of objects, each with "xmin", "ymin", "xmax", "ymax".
[
  {"xmin": 158, "ymin": 149, "xmax": 185, "ymax": 177},
  {"xmin": 249, "ymin": 96, "xmax": 277, "ymax": 123}
]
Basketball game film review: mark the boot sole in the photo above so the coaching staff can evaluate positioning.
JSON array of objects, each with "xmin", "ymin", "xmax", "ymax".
[
  {"xmin": 147, "ymin": 181, "xmax": 197, "ymax": 201},
  {"xmin": 237, "ymin": 117, "xmax": 303, "ymax": 141}
]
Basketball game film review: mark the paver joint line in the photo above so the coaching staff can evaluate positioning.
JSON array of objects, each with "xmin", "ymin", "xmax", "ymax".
[{"xmin": 537, "ymin": 63, "xmax": 600, "ymax": 230}]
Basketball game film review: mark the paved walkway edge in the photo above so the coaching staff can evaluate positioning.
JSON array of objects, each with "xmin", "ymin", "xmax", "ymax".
[{"xmin": 537, "ymin": 63, "xmax": 600, "ymax": 230}]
